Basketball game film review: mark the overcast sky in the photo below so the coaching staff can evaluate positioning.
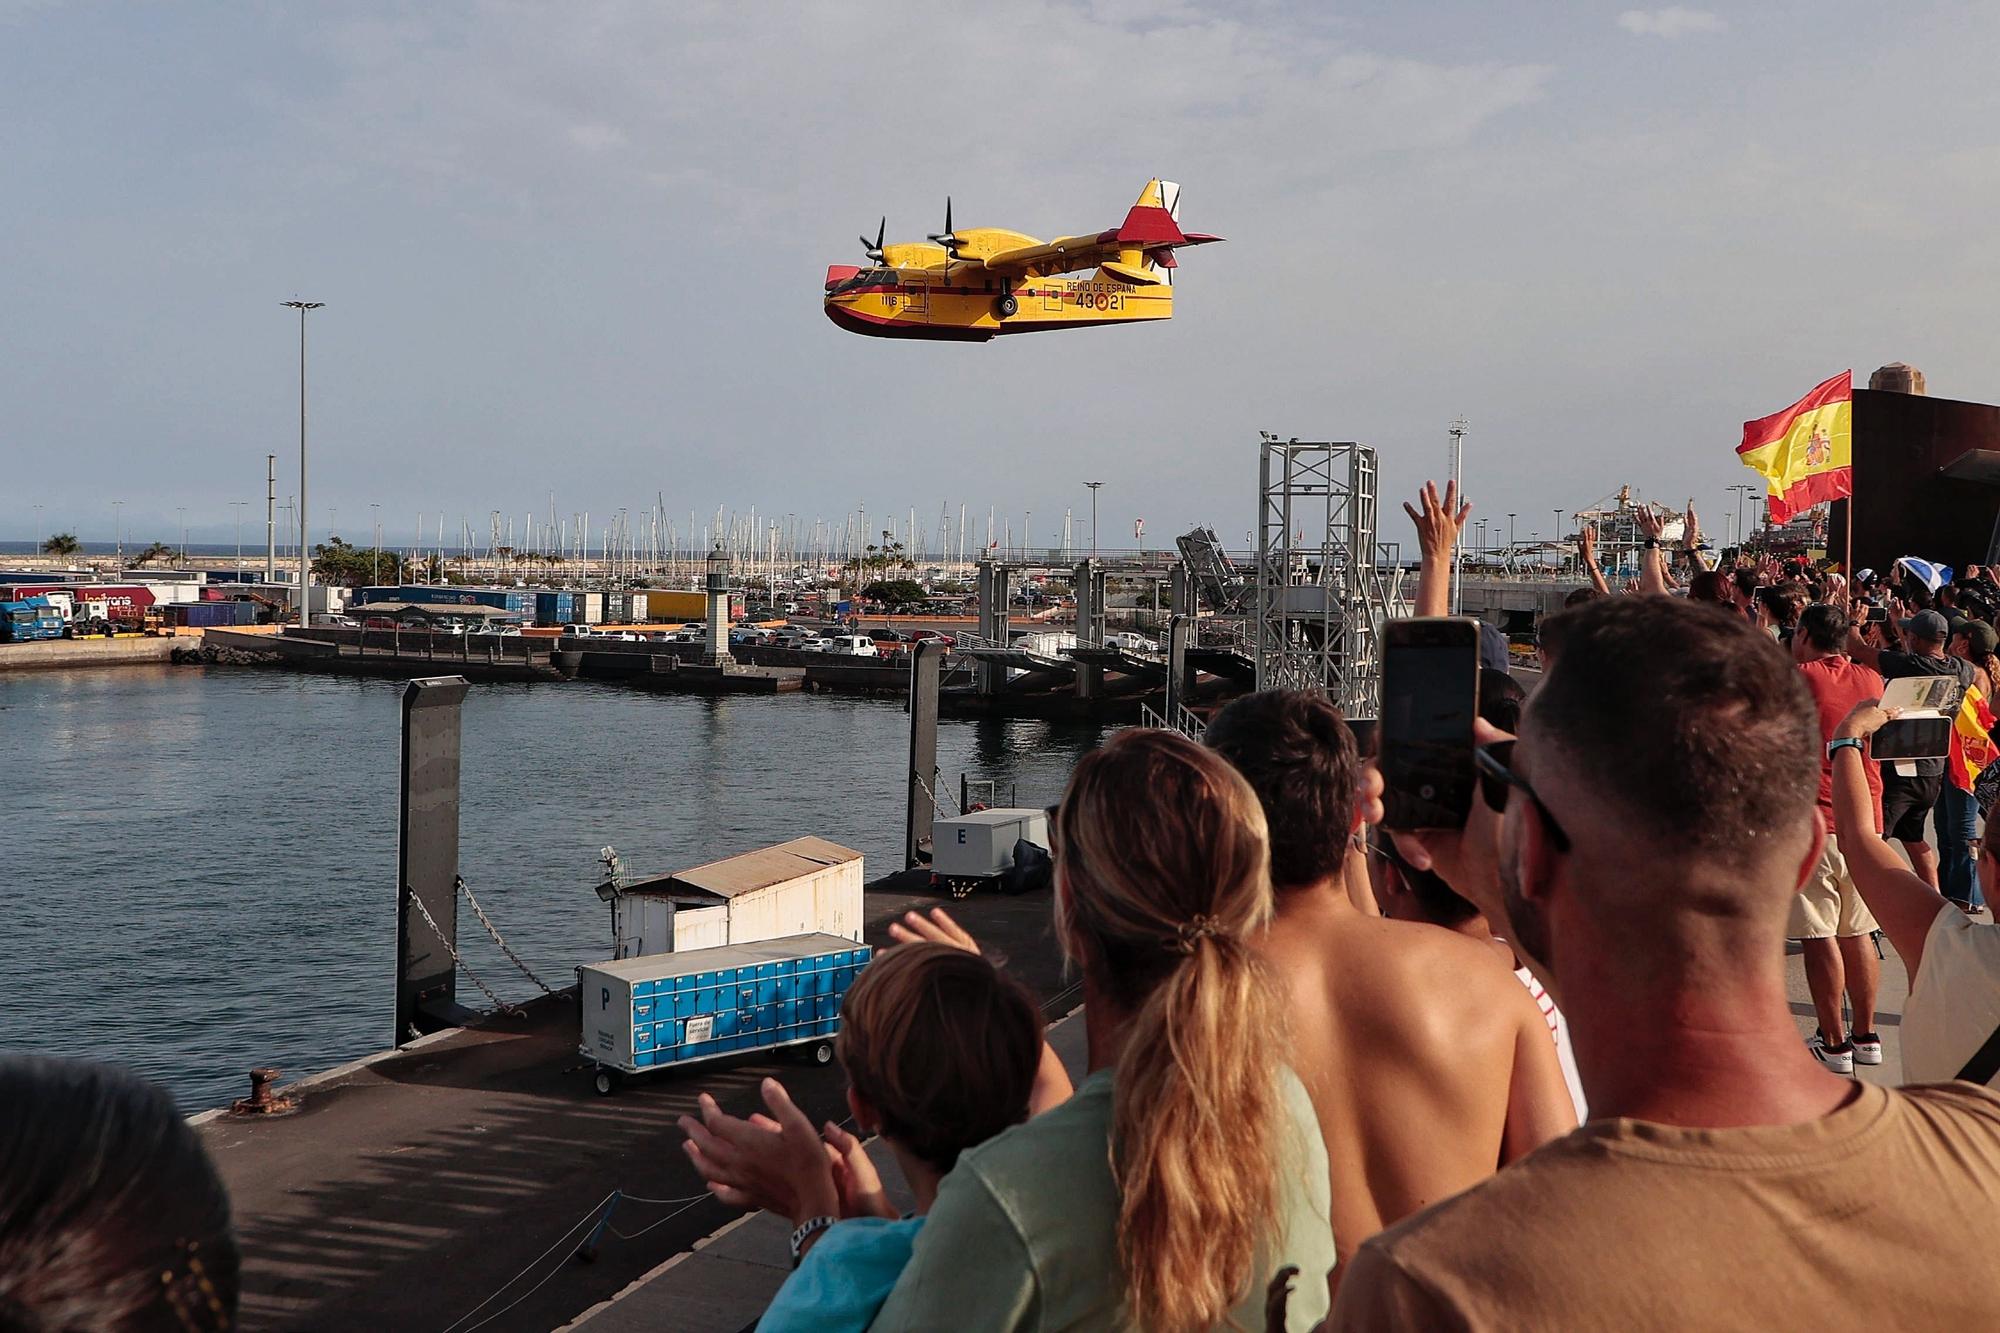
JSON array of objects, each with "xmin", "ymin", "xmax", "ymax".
[{"xmin": 5, "ymin": 1, "xmax": 1996, "ymax": 554}]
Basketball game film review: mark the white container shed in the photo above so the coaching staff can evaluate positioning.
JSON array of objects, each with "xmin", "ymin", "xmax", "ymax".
[{"xmin": 611, "ymin": 836, "xmax": 864, "ymax": 958}]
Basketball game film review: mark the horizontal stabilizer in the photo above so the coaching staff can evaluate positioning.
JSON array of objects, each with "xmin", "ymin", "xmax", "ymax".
[{"xmin": 1100, "ymin": 260, "xmax": 1165, "ymax": 286}]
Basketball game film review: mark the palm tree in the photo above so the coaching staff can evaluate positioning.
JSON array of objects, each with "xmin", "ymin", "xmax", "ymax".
[
  {"xmin": 40, "ymin": 532, "xmax": 80, "ymax": 558},
  {"xmin": 133, "ymin": 541, "xmax": 174, "ymax": 567}
]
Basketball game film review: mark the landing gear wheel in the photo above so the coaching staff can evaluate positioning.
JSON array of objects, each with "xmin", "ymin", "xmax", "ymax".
[
  {"xmin": 593, "ymin": 1068, "xmax": 620, "ymax": 1096},
  {"xmin": 996, "ymin": 294, "xmax": 1018, "ymax": 318}
]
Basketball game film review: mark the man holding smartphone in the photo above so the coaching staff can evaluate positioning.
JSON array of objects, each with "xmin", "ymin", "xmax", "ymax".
[
  {"xmin": 1332, "ymin": 596, "xmax": 2000, "ymax": 1331},
  {"xmin": 1850, "ymin": 608, "xmax": 1972, "ymax": 891}
]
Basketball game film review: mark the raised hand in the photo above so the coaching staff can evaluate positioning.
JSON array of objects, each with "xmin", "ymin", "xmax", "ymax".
[
  {"xmin": 1835, "ymin": 700, "xmax": 1895, "ymax": 742},
  {"xmin": 1635, "ymin": 505, "xmax": 1665, "ymax": 541},
  {"xmin": 1577, "ymin": 524, "xmax": 1597, "ymax": 565},
  {"xmin": 680, "ymin": 1078, "xmax": 840, "ymax": 1224},
  {"xmin": 888, "ymin": 906, "xmax": 981, "ymax": 954},
  {"xmin": 822, "ymin": 1121, "xmax": 896, "ymax": 1220},
  {"xmin": 1402, "ymin": 480, "xmax": 1472, "ymax": 563}
]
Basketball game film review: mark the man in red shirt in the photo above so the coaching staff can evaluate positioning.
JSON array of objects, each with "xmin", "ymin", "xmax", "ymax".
[{"xmin": 1790, "ymin": 603, "xmax": 1885, "ymax": 1074}]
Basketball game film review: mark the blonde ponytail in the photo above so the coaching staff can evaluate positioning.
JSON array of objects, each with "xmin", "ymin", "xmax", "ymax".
[{"xmin": 1056, "ymin": 730, "xmax": 1286, "ymax": 1333}]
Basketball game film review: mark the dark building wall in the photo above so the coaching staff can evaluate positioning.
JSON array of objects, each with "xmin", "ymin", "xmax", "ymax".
[{"xmin": 1836, "ymin": 388, "xmax": 2000, "ymax": 574}]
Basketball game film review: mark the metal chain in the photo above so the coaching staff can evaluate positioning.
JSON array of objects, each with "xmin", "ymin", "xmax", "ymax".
[
  {"xmin": 913, "ymin": 766, "xmax": 960, "ymax": 817},
  {"xmin": 406, "ymin": 886, "xmax": 522, "ymax": 1017},
  {"xmin": 456, "ymin": 875, "xmax": 556, "ymax": 996}
]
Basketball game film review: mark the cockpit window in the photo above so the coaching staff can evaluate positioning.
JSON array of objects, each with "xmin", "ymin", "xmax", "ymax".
[{"xmin": 831, "ymin": 268, "xmax": 898, "ymax": 296}]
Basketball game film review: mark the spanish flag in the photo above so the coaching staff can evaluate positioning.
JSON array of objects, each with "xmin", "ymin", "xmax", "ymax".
[
  {"xmin": 1950, "ymin": 681, "xmax": 1996, "ymax": 793},
  {"xmin": 1738, "ymin": 371, "xmax": 1853, "ymax": 524}
]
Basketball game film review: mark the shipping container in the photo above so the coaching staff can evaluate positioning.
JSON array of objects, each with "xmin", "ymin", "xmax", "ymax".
[
  {"xmin": 611, "ymin": 837, "xmax": 864, "ymax": 957},
  {"xmin": 577, "ymin": 591, "xmax": 604, "ymax": 624},
  {"xmin": 627, "ymin": 592, "xmax": 649, "ymax": 622},
  {"xmin": 166, "ymin": 600, "xmax": 259, "ymax": 628},
  {"xmin": 931, "ymin": 808, "xmax": 1052, "ymax": 896},
  {"xmin": 642, "ymin": 589, "xmax": 708, "ymax": 622},
  {"xmin": 577, "ymin": 933, "xmax": 870, "ymax": 1093}
]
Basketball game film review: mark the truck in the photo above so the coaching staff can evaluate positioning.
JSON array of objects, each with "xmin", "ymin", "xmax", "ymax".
[
  {"xmin": 577, "ymin": 932, "xmax": 870, "ymax": 1095},
  {"xmin": 0, "ymin": 596, "xmax": 66, "ymax": 643}
]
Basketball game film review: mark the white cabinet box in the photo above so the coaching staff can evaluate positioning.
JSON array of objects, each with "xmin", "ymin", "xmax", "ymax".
[{"xmin": 931, "ymin": 808, "xmax": 1050, "ymax": 895}]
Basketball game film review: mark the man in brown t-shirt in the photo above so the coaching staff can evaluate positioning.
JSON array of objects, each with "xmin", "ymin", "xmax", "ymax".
[{"xmin": 1336, "ymin": 596, "xmax": 2000, "ymax": 1330}]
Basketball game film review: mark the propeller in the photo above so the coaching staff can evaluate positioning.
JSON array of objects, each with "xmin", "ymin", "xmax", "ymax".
[
  {"xmin": 926, "ymin": 197, "xmax": 961, "ymax": 262},
  {"xmin": 859, "ymin": 217, "xmax": 886, "ymax": 265}
]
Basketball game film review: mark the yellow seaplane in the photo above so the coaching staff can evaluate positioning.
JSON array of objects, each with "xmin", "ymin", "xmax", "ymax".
[{"xmin": 823, "ymin": 179, "xmax": 1220, "ymax": 341}]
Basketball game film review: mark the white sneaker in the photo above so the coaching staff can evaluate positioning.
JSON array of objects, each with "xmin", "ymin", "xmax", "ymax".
[
  {"xmin": 1852, "ymin": 1032, "xmax": 1884, "ymax": 1066},
  {"xmin": 1808, "ymin": 1030, "xmax": 1855, "ymax": 1076}
]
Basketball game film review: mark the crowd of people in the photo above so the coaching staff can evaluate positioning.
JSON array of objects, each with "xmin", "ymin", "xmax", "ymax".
[
  {"xmin": 685, "ymin": 482, "xmax": 2000, "ymax": 1332},
  {"xmin": 10, "ymin": 483, "xmax": 2000, "ymax": 1332}
]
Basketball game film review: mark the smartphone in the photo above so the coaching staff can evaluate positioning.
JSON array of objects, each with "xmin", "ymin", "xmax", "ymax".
[
  {"xmin": 1345, "ymin": 717, "xmax": 1379, "ymax": 758},
  {"xmin": 1380, "ymin": 617, "xmax": 1482, "ymax": 830},
  {"xmin": 1865, "ymin": 605, "xmax": 1888, "ymax": 624}
]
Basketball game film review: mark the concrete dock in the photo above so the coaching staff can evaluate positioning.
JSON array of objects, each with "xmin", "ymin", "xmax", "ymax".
[{"xmin": 197, "ymin": 875, "xmax": 1075, "ymax": 1333}]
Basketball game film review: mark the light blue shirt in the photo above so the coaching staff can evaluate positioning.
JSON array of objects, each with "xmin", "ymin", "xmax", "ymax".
[{"xmin": 759, "ymin": 1215, "xmax": 925, "ymax": 1333}]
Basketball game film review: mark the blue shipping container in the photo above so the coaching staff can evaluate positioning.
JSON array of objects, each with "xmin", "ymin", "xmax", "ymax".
[{"xmin": 577, "ymin": 933, "xmax": 869, "ymax": 1083}]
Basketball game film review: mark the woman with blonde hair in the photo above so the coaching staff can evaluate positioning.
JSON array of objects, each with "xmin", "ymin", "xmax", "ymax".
[{"xmin": 868, "ymin": 728, "xmax": 1334, "ymax": 1332}]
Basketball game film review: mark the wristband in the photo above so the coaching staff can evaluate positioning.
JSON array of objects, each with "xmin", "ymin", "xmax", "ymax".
[
  {"xmin": 1827, "ymin": 737, "xmax": 1866, "ymax": 759},
  {"xmin": 789, "ymin": 1215, "xmax": 838, "ymax": 1266},
  {"xmin": 1642, "ymin": 538, "xmax": 1660, "ymax": 550}
]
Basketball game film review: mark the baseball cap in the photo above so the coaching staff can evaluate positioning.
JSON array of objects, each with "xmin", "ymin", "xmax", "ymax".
[
  {"xmin": 1479, "ymin": 622, "xmax": 1511, "ymax": 672},
  {"xmin": 1967, "ymin": 621, "xmax": 1999, "ymax": 657},
  {"xmin": 1902, "ymin": 609, "xmax": 1950, "ymax": 640}
]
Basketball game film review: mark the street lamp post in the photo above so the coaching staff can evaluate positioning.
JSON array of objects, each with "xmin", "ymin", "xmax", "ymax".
[
  {"xmin": 371, "ymin": 503, "xmax": 382, "ymax": 586},
  {"xmin": 1554, "ymin": 510, "xmax": 1564, "ymax": 571},
  {"xmin": 230, "ymin": 501, "xmax": 247, "ymax": 570},
  {"xmin": 1084, "ymin": 481, "xmax": 1103, "ymax": 561},
  {"xmin": 1507, "ymin": 513, "xmax": 1517, "ymax": 551},
  {"xmin": 178, "ymin": 506, "xmax": 188, "ymax": 565},
  {"xmin": 282, "ymin": 300, "xmax": 324, "ymax": 625},
  {"xmin": 113, "ymin": 500, "xmax": 124, "ymax": 573}
]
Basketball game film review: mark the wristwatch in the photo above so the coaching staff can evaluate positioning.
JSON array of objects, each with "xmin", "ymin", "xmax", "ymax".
[
  {"xmin": 1642, "ymin": 538, "xmax": 1660, "ymax": 550},
  {"xmin": 789, "ymin": 1215, "xmax": 838, "ymax": 1267},
  {"xmin": 1827, "ymin": 737, "xmax": 1866, "ymax": 759}
]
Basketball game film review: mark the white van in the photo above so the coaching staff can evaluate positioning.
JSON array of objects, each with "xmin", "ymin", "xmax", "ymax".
[{"xmin": 826, "ymin": 635, "xmax": 879, "ymax": 658}]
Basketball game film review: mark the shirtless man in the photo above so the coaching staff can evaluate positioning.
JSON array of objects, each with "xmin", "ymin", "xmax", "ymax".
[{"xmin": 1207, "ymin": 691, "xmax": 1577, "ymax": 1266}]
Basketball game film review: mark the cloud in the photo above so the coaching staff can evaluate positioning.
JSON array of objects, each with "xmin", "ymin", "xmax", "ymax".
[{"xmin": 1617, "ymin": 7, "xmax": 1725, "ymax": 38}]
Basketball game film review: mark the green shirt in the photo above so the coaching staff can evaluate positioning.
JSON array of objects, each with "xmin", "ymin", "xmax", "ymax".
[{"xmin": 868, "ymin": 1066, "xmax": 1334, "ymax": 1332}]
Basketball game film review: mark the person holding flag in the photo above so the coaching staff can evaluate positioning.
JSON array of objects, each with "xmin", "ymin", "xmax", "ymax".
[{"xmin": 1942, "ymin": 619, "xmax": 2000, "ymax": 912}]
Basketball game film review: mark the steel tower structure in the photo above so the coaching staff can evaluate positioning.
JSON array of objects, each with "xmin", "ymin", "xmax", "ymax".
[{"xmin": 1254, "ymin": 437, "xmax": 1390, "ymax": 714}]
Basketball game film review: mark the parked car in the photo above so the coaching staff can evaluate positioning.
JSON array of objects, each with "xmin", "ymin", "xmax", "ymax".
[
  {"xmin": 492, "ymin": 623, "xmax": 524, "ymax": 636},
  {"xmin": 435, "ymin": 617, "xmax": 469, "ymax": 635},
  {"xmin": 561, "ymin": 624, "xmax": 596, "ymax": 637},
  {"xmin": 826, "ymin": 635, "xmax": 879, "ymax": 658},
  {"xmin": 869, "ymin": 627, "xmax": 910, "ymax": 643},
  {"xmin": 1105, "ymin": 631, "xmax": 1161, "ymax": 653},
  {"xmin": 797, "ymin": 635, "xmax": 835, "ymax": 652},
  {"xmin": 908, "ymin": 630, "xmax": 957, "ymax": 647},
  {"xmin": 668, "ymin": 628, "xmax": 705, "ymax": 643},
  {"xmin": 601, "ymin": 630, "xmax": 646, "ymax": 642}
]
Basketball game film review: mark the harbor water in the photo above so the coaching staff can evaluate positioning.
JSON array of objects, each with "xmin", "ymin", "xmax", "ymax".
[{"xmin": 0, "ymin": 666, "xmax": 1106, "ymax": 1110}]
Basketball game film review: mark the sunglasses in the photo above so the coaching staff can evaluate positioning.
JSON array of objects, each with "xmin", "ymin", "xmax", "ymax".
[{"xmin": 1473, "ymin": 741, "xmax": 1571, "ymax": 853}]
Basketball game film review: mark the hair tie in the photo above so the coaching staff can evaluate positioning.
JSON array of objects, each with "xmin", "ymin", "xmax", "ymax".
[{"xmin": 1170, "ymin": 915, "xmax": 1222, "ymax": 955}]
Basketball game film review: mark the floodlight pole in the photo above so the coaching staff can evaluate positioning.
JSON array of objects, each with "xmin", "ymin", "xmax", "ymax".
[
  {"xmin": 282, "ymin": 300, "xmax": 324, "ymax": 624},
  {"xmin": 1084, "ymin": 481, "xmax": 1103, "ymax": 561}
]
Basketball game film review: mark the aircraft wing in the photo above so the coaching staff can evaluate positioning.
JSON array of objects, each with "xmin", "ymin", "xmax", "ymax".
[
  {"xmin": 980, "ymin": 229, "xmax": 1222, "ymax": 280},
  {"xmin": 980, "ymin": 233, "xmax": 1121, "ymax": 277}
]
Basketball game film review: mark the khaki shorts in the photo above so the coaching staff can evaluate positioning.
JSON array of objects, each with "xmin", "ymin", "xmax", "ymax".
[{"xmin": 1788, "ymin": 834, "xmax": 1880, "ymax": 940}]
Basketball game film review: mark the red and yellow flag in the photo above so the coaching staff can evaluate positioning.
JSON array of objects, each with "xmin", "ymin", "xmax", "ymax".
[
  {"xmin": 1951, "ymin": 681, "xmax": 1996, "ymax": 793},
  {"xmin": 1738, "ymin": 371, "xmax": 1853, "ymax": 523}
]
